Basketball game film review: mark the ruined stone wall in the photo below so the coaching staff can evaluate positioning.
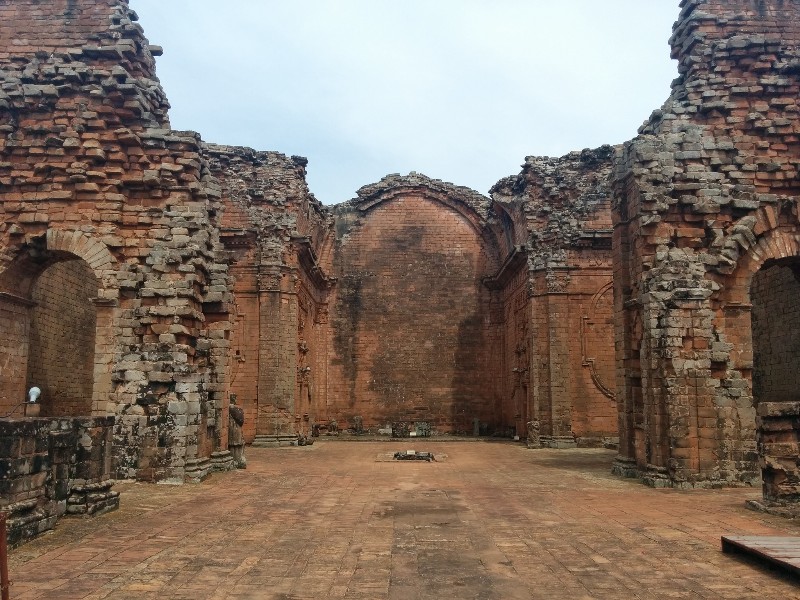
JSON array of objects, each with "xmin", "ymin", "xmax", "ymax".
[
  {"xmin": 0, "ymin": 416, "xmax": 118, "ymax": 547},
  {"xmin": 330, "ymin": 175, "xmax": 501, "ymax": 434},
  {"xmin": 208, "ymin": 145, "xmax": 332, "ymax": 443},
  {"xmin": 27, "ymin": 259, "xmax": 98, "ymax": 417},
  {"xmin": 491, "ymin": 148, "xmax": 617, "ymax": 446},
  {"xmin": 0, "ymin": 0, "xmax": 234, "ymax": 482},
  {"xmin": 612, "ymin": 0, "xmax": 800, "ymax": 491},
  {"xmin": 226, "ymin": 250, "xmax": 260, "ymax": 442},
  {"xmin": 494, "ymin": 262, "xmax": 530, "ymax": 439},
  {"xmin": 0, "ymin": 0, "xmax": 154, "ymax": 59}
]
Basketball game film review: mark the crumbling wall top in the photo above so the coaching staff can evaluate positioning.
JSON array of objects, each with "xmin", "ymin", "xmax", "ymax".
[
  {"xmin": 204, "ymin": 144, "xmax": 322, "ymax": 210},
  {"xmin": 491, "ymin": 146, "xmax": 615, "ymax": 269},
  {"xmin": 205, "ymin": 143, "xmax": 332, "ymax": 265},
  {"xmin": 340, "ymin": 172, "xmax": 492, "ymax": 223},
  {"xmin": 0, "ymin": 0, "xmax": 171, "ymax": 127}
]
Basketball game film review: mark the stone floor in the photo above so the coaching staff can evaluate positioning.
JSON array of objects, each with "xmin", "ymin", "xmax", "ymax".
[{"xmin": 9, "ymin": 442, "xmax": 800, "ymax": 599}]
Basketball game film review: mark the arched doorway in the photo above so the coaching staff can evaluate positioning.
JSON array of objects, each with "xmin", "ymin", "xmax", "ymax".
[
  {"xmin": 751, "ymin": 258, "xmax": 800, "ymax": 406},
  {"xmin": 26, "ymin": 258, "xmax": 99, "ymax": 416},
  {"xmin": 0, "ymin": 231, "xmax": 118, "ymax": 418}
]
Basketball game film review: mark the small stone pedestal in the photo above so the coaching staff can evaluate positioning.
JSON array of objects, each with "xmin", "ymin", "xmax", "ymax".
[
  {"xmin": 184, "ymin": 457, "xmax": 211, "ymax": 482},
  {"xmin": 611, "ymin": 456, "xmax": 639, "ymax": 479},
  {"xmin": 66, "ymin": 480, "xmax": 120, "ymax": 515},
  {"xmin": 540, "ymin": 435, "xmax": 577, "ymax": 449},
  {"xmin": 210, "ymin": 450, "xmax": 235, "ymax": 472}
]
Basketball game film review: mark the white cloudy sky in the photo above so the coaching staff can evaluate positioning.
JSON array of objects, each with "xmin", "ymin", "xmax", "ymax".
[{"xmin": 130, "ymin": 1, "xmax": 680, "ymax": 204}]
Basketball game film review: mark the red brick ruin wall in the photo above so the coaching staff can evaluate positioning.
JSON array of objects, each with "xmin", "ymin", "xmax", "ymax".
[
  {"xmin": 330, "ymin": 191, "xmax": 499, "ymax": 433},
  {"xmin": 496, "ymin": 265, "xmax": 530, "ymax": 438},
  {"xmin": 0, "ymin": 0, "xmax": 234, "ymax": 481},
  {"xmin": 542, "ymin": 266, "xmax": 616, "ymax": 443},
  {"xmin": 613, "ymin": 0, "xmax": 800, "ymax": 492},
  {"xmin": 0, "ymin": 295, "xmax": 31, "ymax": 414},
  {"xmin": 5, "ymin": 0, "xmax": 800, "ymax": 504},
  {"xmin": 209, "ymin": 145, "xmax": 331, "ymax": 442},
  {"xmin": 0, "ymin": 0, "xmax": 129, "ymax": 57},
  {"xmin": 27, "ymin": 259, "xmax": 98, "ymax": 417}
]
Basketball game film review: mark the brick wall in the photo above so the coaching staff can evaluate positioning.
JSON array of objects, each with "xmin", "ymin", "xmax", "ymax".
[
  {"xmin": 0, "ymin": 416, "xmax": 118, "ymax": 546},
  {"xmin": 492, "ymin": 148, "xmax": 617, "ymax": 446},
  {"xmin": 572, "ymin": 280, "xmax": 616, "ymax": 439},
  {"xmin": 210, "ymin": 145, "xmax": 333, "ymax": 442},
  {"xmin": 27, "ymin": 259, "xmax": 98, "ymax": 417},
  {"xmin": 228, "ymin": 281, "xmax": 260, "ymax": 442},
  {"xmin": 0, "ymin": 0, "xmax": 235, "ymax": 482},
  {"xmin": 8, "ymin": 0, "xmax": 800, "ymax": 500},
  {"xmin": 0, "ymin": 0, "xmax": 142, "ymax": 60},
  {"xmin": 751, "ymin": 263, "xmax": 800, "ymax": 403},
  {"xmin": 330, "ymin": 181, "xmax": 499, "ymax": 433},
  {"xmin": 496, "ymin": 270, "xmax": 529, "ymax": 437}
]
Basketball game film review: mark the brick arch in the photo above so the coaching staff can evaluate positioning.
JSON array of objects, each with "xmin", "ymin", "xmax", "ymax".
[
  {"xmin": 329, "ymin": 189, "xmax": 502, "ymax": 432},
  {"xmin": 348, "ymin": 182, "xmax": 503, "ymax": 274},
  {"xmin": 45, "ymin": 229, "xmax": 118, "ymax": 291},
  {"xmin": 719, "ymin": 228, "xmax": 800, "ymax": 306},
  {"xmin": 0, "ymin": 230, "xmax": 119, "ymax": 298},
  {"xmin": 360, "ymin": 189, "xmax": 486, "ymax": 233},
  {"xmin": 717, "ymin": 226, "xmax": 800, "ymax": 502},
  {"xmin": 26, "ymin": 259, "xmax": 100, "ymax": 417}
]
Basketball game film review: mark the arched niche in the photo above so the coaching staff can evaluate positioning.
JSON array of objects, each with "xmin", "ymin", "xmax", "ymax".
[
  {"xmin": 330, "ymin": 185, "xmax": 503, "ymax": 433},
  {"xmin": 0, "ymin": 231, "xmax": 118, "ymax": 417}
]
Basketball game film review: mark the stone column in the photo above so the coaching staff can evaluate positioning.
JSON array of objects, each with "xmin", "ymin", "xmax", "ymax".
[
  {"xmin": 253, "ymin": 266, "xmax": 299, "ymax": 446},
  {"xmin": 541, "ymin": 268, "xmax": 576, "ymax": 448}
]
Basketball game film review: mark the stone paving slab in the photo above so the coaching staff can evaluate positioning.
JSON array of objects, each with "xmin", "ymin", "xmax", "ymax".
[{"xmin": 8, "ymin": 443, "xmax": 800, "ymax": 599}]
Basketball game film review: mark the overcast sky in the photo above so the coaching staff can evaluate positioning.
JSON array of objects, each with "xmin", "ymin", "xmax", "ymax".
[{"xmin": 130, "ymin": 1, "xmax": 680, "ymax": 204}]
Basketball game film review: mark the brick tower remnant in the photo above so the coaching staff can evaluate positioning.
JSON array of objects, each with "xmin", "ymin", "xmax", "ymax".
[
  {"xmin": 612, "ymin": 0, "xmax": 800, "ymax": 501},
  {"xmin": 0, "ymin": 0, "xmax": 235, "ymax": 482}
]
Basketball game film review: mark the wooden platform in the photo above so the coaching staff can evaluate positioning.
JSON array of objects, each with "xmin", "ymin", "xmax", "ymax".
[{"xmin": 722, "ymin": 535, "xmax": 800, "ymax": 576}]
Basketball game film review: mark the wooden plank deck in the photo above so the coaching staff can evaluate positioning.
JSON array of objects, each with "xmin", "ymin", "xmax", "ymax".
[{"xmin": 722, "ymin": 535, "xmax": 800, "ymax": 576}]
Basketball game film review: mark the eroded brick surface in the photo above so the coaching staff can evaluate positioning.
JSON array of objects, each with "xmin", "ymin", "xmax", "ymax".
[
  {"xmin": 491, "ymin": 148, "xmax": 618, "ymax": 446},
  {"xmin": 0, "ymin": 0, "xmax": 234, "ymax": 482}
]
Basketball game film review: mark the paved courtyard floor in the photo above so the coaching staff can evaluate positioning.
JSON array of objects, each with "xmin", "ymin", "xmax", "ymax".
[{"xmin": 8, "ymin": 442, "xmax": 800, "ymax": 599}]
